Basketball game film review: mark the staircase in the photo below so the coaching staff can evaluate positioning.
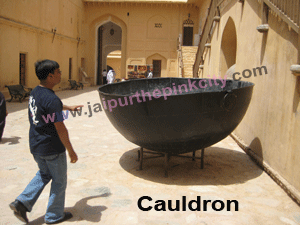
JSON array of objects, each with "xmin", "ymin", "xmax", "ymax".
[
  {"xmin": 181, "ymin": 46, "xmax": 198, "ymax": 78},
  {"xmin": 193, "ymin": 0, "xmax": 300, "ymax": 77}
]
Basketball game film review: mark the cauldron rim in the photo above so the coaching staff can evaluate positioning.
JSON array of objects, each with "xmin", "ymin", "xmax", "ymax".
[{"xmin": 98, "ymin": 77, "xmax": 254, "ymax": 98}]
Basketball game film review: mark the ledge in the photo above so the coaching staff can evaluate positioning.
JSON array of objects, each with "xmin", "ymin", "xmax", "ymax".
[
  {"xmin": 290, "ymin": 65, "xmax": 300, "ymax": 76},
  {"xmin": 257, "ymin": 24, "xmax": 269, "ymax": 33},
  {"xmin": 213, "ymin": 16, "xmax": 220, "ymax": 22}
]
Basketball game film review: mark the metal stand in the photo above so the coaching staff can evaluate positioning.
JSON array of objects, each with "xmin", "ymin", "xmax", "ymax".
[{"xmin": 137, "ymin": 147, "xmax": 205, "ymax": 177}]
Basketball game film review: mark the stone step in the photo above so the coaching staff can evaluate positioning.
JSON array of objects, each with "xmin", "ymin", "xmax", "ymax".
[
  {"xmin": 182, "ymin": 57, "xmax": 196, "ymax": 61},
  {"xmin": 182, "ymin": 59, "xmax": 195, "ymax": 63},
  {"xmin": 182, "ymin": 55, "xmax": 196, "ymax": 60},
  {"xmin": 183, "ymin": 64, "xmax": 194, "ymax": 67},
  {"xmin": 181, "ymin": 46, "xmax": 197, "ymax": 78},
  {"xmin": 181, "ymin": 46, "xmax": 198, "ymax": 51},
  {"xmin": 183, "ymin": 67, "xmax": 193, "ymax": 71}
]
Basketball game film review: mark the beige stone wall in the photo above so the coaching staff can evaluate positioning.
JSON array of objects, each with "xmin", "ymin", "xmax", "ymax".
[
  {"xmin": 0, "ymin": 1, "xmax": 200, "ymax": 94},
  {"xmin": 200, "ymin": 0, "xmax": 300, "ymax": 191},
  {"xmin": 83, "ymin": 2, "xmax": 199, "ymax": 81},
  {"xmin": 0, "ymin": 0, "xmax": 85, "ymax": 97}
]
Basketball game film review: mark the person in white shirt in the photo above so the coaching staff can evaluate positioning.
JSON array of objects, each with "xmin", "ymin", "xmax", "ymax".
[
  {"xmin": 147, "ymin": 70, "xmax": 153, "ymax": 78},
  {"xmin": 107, "ymin": 69, "xmax": 116, "ymax": 84}
]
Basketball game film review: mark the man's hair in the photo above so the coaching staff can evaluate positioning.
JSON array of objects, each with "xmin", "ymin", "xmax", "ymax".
[{"xmin": 35, "ymin": 59, "xmax": 60, "ymax": 80}]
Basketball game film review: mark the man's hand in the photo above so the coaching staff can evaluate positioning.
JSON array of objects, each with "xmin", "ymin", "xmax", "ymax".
[
  {"xmin": 63, "ymin": 105, "xmax": 84, "ymax": 111},
  {"xmin": 54, "ymin": 121, "xmax": 78, "ymax": 163},
  {"xmin": 68, "ymin": 149, "xmax": 78, "ymax": 163}
]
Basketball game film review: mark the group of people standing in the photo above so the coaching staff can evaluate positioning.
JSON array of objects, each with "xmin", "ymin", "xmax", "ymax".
[{"xmin": 102, "ymin": 68, "xmax": 153, "ymax": 85}]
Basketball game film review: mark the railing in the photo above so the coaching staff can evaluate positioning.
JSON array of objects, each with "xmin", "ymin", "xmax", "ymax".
[
  {"xmin": 193, "ymin": 0, "xmax": 300, "ymax": 77},
  {"xmin": 267, "ymin": 0, "xmax": 299, "ymax": 28},
  {"xmin": 263, "ymin": 0, "xmax": 300, "ymax": 64},
  {"xmin": 177, "ymin": 35, "xmax": 184, "ymax": 77},
  {"xmin": 264, "ymin": 0, "xmax": 299, "ymax": 33},
  {"xmin": 193, "ymin": 0, "xmax": 221, "ymax": 77}
]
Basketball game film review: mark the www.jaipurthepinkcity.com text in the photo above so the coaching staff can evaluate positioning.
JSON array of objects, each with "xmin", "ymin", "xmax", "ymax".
[{"xmin": 102, "ymin": 75, "xmax": 227, "ymax": 112}]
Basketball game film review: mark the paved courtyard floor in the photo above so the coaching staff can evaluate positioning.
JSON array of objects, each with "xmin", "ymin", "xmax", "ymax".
[{"xmin": 1, "ymin": 86, "xmax": 300, "ymax": 225}]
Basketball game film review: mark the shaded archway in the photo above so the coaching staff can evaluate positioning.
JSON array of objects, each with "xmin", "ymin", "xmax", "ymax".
[
  {"xmin": 94, "ymin": 14, "xmax": 127, "ymax": 85},
  {"xmin": 97, "ymin": 22, "xmax": 122, "ymax": 85},
  {"xmin": 220, "ymin": 17, "xmax": 237, "ymax": 78}
]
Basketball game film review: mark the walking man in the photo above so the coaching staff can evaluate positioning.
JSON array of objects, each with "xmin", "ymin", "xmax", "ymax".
[{"xmin": 9, "ymin": 59, "xmax": 82, "ymax": 224}]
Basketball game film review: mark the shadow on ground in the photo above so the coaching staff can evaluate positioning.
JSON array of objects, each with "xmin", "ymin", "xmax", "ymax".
[
  {"xmin": 27, "ymin": 193, "xmax": 110, "ymax": 224},
  {"xmin": 5, "ymin": 86, "xmax": 100, "ymax": 114},
  {"xmin": 0, "ymin": 136, "xmax": 21, "ymax": 145},
  {"xmin": 119, "ymin": 147, "xmax": 263, "ymax": 185}
]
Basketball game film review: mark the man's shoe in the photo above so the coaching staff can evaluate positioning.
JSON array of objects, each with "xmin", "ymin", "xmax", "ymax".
[
  {"xmin": 45, "ymin": 212, "xmax": 73, "ymax": 224},
  {"xmin": 9, "ymin": 200, "xmax": 29, "ymax": 223}
]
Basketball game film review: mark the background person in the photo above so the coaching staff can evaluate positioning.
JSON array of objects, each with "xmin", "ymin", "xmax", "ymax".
[
  {"xmin": 0, "ymin": 91, "xmax": 8, "ymax": 142},
  {"xmin": 147, "ymin": 70, "xmax": 153, "ymax": 78},
  {"xmin": 107, "ymin": 69, "xmax": 116, "ymax": 84},
  {"xmin": 9, "ymin": 59, "xmax": 82, "ymax": 224},
  {"xmin": 102, "ymin": 69, "xmax": 107, "ymax": 85}
]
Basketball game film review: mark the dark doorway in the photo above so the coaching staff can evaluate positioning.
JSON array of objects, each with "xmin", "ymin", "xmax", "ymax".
[
  {"xmin": 19, "ymin": 53, "xmax": 26, "ymax": 85},
  {"xmin": 183, "ymin": 27, "xmax": 193, "ymax": 46},
  {"xmin": 153, "ymin": 60, "xmax": 161, "ymax": 77},
  {"xmin": 97, "ymin": 26, "xmax": 103, "ymax": 85}
]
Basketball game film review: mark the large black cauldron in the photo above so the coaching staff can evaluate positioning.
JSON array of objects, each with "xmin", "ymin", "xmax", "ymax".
[{"xmin": 98, "ymin": 78, "xmax": 254, "ymax": 154}]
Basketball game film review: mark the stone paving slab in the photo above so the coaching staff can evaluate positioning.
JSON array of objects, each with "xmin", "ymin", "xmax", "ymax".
[{"xmin": 1, "ymin": 86, "xmax": 300, "ymax": 225}]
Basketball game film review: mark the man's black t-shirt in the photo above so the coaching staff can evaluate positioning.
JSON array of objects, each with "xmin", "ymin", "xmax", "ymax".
[{"xmin": 29, "ymin": 86, "xmax": 65, "ymax": 156}]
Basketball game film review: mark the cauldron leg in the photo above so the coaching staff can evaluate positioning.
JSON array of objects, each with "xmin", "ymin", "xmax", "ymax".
[
  {"xmin": 138, "ymin": 147, "xmax": 143, "ymax": 170},
  {"xmin": 137, "ymin": 149, "xmax": 140, "ymax": 161},
  {"xmin": 164, "ymin": 153, "xmax": 169, "ymax": 178},
  {"xmin": 201, "ymin": 148, "xmax": 205, "ymax": 169},
  {"xmin": 192, "ymin": 151, "xmax": 195, "ymax": 161}
]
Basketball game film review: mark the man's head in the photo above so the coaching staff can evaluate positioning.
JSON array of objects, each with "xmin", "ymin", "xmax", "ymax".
[{"xmin": 35, "ymin": 60, "xmax": 61, "ymax": 85}]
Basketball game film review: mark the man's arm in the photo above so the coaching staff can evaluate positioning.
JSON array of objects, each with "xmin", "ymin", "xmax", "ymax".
[
  {"xmin": 63, "ymin": 105, "xmax": 84, "ymax": 111},
  {"xmin": 54, "ymin": 121, "xmax": 78, "ymax": 163}
]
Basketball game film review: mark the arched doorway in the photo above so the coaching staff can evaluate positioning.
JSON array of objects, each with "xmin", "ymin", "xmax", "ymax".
[
  {"xmin": 146, "ymin": 53, "xmax": 167, "ymax": 77},
  {"xmin": 97, "ymin": 21, "xmax": 122, "ymax": 85},
  {"xmin": 220, "ymin": 17, "xmax": 237, "ymax": 78},
  {"xmin": 183, "ymin": 14, "xmax": 194, "ymax": 46}
]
